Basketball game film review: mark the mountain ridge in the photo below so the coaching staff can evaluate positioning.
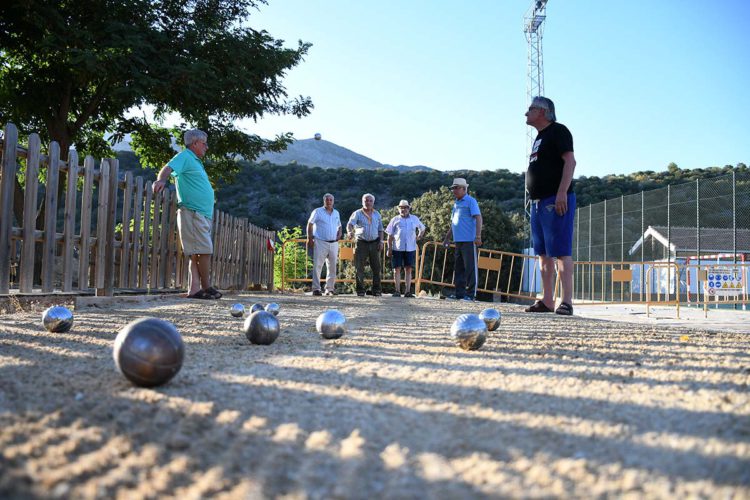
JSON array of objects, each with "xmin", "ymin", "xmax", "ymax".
[{"xmin": 257, "ymin": 138, "xmax": 434, "ymax": 172}]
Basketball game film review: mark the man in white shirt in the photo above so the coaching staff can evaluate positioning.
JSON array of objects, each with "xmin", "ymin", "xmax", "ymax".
[
  {"xmin": 306, "ymin": 193, "xmax": 342, "ymax": 296},
  {"xmin": 386, "ymin": 199, "xmax": 426, "ymax": 297}
]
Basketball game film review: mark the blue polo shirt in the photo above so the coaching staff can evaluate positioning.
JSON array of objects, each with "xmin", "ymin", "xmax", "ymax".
[
  {"xmin": 167, "ymin": 149, "xmax": 215, "ymax": 219},
  {"xmin": 451, "ymin": 194, "xmax": 481, "ymax": 242}
]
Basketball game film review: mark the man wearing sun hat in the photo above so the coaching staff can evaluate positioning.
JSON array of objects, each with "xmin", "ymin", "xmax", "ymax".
[
  {"xmin": 443, "ymin": 178, "xmax": 483, "ymax": 301},
  {"xmin": 386, "ymin": 199, "xmax": 426, "ymax": 297}
]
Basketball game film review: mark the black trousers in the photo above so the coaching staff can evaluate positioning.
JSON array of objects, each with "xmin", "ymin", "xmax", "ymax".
[
  {"xmin": 454, "ymin": 241, "xmax": 477, "ymax": 298},
  {"xmin": 355, "ymin": 239, "xmax": 382, "ymax": 294}
]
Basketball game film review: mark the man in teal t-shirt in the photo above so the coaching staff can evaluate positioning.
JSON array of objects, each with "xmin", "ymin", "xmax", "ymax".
[{"xmin": 153, "ymin": 129, "xmax": 221, "ymax": 300}]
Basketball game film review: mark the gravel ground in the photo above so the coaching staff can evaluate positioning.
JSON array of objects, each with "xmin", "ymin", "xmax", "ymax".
[{"xmin": 1, "ymin": 293, "xmax": 749, "ymax": 499}]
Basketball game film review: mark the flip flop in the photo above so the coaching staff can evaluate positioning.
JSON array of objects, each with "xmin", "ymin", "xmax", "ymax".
[
  {"xmin": 555, "ymin": 302, "xmax": 574, "ymax": 316},
  {"xmin": 187, "ymin": 290, "xmax": 211, "ymax": 299},
  {"xmin": 524, "ymin": 300, "xmax": 553, "ymax": 313},
  {"xmin": 204, "ymin": 286, "xmax": 223, "ymax": 299}
]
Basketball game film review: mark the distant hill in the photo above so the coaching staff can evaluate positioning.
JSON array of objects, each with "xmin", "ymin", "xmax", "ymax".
[{"xmin": 257, "ymin": 138, "xmax": 434, "ymax": 172}]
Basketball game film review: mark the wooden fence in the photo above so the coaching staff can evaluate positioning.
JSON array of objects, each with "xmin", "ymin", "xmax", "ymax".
[{"xmin": 0, "ymin": 122, "xmax": 275, "ymax": 296}]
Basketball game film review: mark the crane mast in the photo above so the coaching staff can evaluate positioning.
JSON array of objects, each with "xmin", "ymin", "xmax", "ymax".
[{"xmin": 522, "ymin": 0, "xmax": 548, "ymax": 278}]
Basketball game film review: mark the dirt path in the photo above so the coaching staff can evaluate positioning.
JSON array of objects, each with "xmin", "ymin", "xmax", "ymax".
[{"xmin": 1, "ymin": 294, "xmax": 749, "ymax": 498}]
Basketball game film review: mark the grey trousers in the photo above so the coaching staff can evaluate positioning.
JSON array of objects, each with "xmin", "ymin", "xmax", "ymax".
[
  {"xmin": 454, "ymin": 241, "xmax": 478, "ymax": 299},
  {"xmin": 355, "ymin": 239, "xmax": 382, "ymax": 294}
]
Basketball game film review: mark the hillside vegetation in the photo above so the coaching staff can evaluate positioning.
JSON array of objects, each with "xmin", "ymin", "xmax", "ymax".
[{"xmin": 116, "ymin": 152, "xmax": 747, "ymax": 233}]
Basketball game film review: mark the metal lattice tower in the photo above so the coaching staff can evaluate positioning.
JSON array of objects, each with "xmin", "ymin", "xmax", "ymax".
[
  {"xmin": 524, "ymin": 0, "xmax": 547, "ymax": 154},
  {"xmin": 522, "ymin": 0, "xmax": 548, "ymax": 280}
]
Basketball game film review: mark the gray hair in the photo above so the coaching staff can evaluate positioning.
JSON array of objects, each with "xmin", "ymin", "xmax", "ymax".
[
  {"xmin": 323, "ymin": 193, "xmax": 334, "ymax": 201},
  {"xmin": 361, "ymin": 193, "xmax": 375, "ymax": 203},
  {"xmin": 531, "ymin": 96, "xmax": 557, "ymax": 122},
  {"xmin": 184, "ymin": 128, "xmax": 208, "ymax": 146}
]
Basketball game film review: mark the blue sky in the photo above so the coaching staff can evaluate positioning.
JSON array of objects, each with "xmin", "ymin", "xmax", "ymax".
[{"xmin": 238, "ymin": 0, "xmax": 749, "ymax": 177}]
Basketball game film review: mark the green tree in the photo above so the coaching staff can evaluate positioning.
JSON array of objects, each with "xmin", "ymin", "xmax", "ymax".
[
  {"xmin": 0, "ymin": 0, "xmax": 312, "ymax": 178},
  {"xmin": 274, "ymin": 226, "xmax": 311, "ymax": 290}
]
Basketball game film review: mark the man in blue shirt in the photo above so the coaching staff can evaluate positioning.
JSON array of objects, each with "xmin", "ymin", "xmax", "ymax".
[
  {"xmin": 443, "ymin": 178, "xmax": 483, "ymax": 300},
  {"xmin": 153, "ymin": 129, "xmax": 220, "ymax": 300}
]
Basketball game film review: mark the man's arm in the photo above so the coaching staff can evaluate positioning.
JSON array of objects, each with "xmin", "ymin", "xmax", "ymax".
[
  {"xmin": 152, "ymin": 165, "xmax": 173, "ymax": 194},
  {"xmin": 474, "ymin": 214, "xmax": 483, "ymax": 247},
  {"xmin": 387, "ymin": 234, "xmax": 394, "ymax": 256},
  {"xmin": 443, "ymin": 226, "xmax": 453, "ymax": 247},
  {"xmin": 306, "ymin": 222, "xmax": 315, "ymax": 247},
  {"xmin": 555, "ymin": 151, "xmax": 577, "ymax": 215}
]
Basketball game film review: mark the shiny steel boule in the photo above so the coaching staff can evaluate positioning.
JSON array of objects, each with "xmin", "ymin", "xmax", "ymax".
[
  {"xmin": 244, "ymin": 310, "xmax": 280, "ymax": 345},
  {"xmin": 450, "ymin": 314, "xmax": 487, "ymax": 351},
  {"xmin": 42, "ymin": 306, "xmax": 74, "ymax": 333},
  {"xmin": 230, "ymin": 303, "xmax": 245, "ymax": 318},
  {"xmin": 478, "ymin": 308, "xmax": 501, "ymax": 331},
  {"xmin": 316, "ymin": 310, "xmax": 346, "ymax": 339},
  {"xmin": 113, "ymin": 318, "xmax": 184, "ymax": 387},
  {"xmin": 250, "ymin": 303, "xmax": 264, "ymax": 314},
  {"xmin": 265, "ymin": 303, "xmax": 280, "ymax": 316}
]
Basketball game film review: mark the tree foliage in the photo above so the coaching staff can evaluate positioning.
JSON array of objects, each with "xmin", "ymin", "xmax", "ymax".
[{"xmin": 0, "ymin": 0, "xmax": 312, "ymax": 181}]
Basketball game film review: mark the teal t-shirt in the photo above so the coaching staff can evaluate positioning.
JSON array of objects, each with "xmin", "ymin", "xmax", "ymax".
[{"xmin": 167, "ymin": 149, "xmax": 215, "ymax": 219}]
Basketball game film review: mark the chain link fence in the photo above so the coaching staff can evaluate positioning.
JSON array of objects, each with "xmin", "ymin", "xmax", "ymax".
[{"xmin": 571, "ymin": 169, "xmax": 750, "ymax": 302}]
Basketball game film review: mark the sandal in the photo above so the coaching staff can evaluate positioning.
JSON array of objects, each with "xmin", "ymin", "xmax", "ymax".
[
  {"xmin": 524, "ymin": 300, "xmax": 553, "ymax": 313},
  {"xmin": 187, "ymin": 290, "xmax": 211, "ymax": 299},
  {"xmin": 555, "ymin": 302, "xmax": 574, "ymax": 316},
  {"xmin": 204, "ymin": 286, "xmax": 223, "ymax": 299}
]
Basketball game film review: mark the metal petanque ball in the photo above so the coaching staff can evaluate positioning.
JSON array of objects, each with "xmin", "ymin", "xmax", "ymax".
[
  {"xmin": 478, "ymin": 308, "xmax": 502, "ymax": 331},
  {"xmin": 42, "ymin": 306, "xmax": 74, "ymax": 333},
  {"xmin": 265, "ymin": 302, "xmax": 280, "ymax": 316},
  {"xmin": 230, "ymin": 303, "xmax": 245, "ymax": 318},
  {"xmin": 113, "ymin": 318, "xmax": 184, "ymax": 387},
  {"xmin": 316, "ymin": 310, "xmax": 346, "ymax": 339},
  {"xmin": 250, "ymin": 303, "xmax": 264, "ymax": 314},
  {"xmin": 314, "ymin": 132, "xmax": 322, "ymax": 141},
  {"xmin": 450, "ymin": 314, "xmax": 487, "ymax": 351},
  {"xmin": 244, "ymin": 310, "xmax": 280, "ymax": 345}
]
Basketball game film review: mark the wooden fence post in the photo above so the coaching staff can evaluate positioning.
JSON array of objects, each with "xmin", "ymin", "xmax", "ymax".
[
  {"xmin": 0, "ymin": 123, "xmax": 19, "ymax": 294},
  {"xmin": 41, "ymin": 142, "xmax": 61, "ymax": 293},
  {"xmin": 102, "ymin": 159, "xmax": 118, "ymax": 296},
  {"xmin": 78, "ymin": 157, "xmax": 95, "ymax": 291},
  {"xmin": 95, "ymin": 160, "xmax": 110, "ymax": 295},
  {"xmin": 19, "ymin": 133, "xmax": 41, "ymax": 293},
  {"xmin": 62, "ymin": 150, "xmax": 78, "ymax": 292}
]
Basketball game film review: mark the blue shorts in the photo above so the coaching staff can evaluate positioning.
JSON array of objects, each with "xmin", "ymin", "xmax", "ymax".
[
  {"xmin": 392, "ymin": 250, "xmax": 416, "ymax": 268},
  {"xmin": 531, "ymin": 193, "xmax": 575, "ymax": 257}
]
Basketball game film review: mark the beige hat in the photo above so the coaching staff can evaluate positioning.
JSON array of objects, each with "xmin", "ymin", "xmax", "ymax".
[
  {"xmin": 450, "ymin": 178, "xmax": 468, "ymax": 188},
  {"xmin": 398, "ymin": 199, "xmax": 410, "ymax": 208}
]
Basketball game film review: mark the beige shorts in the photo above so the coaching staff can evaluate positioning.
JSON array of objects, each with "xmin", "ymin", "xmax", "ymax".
[{"xmin": 177, "ymin": 208, "xmax": 213, "ymax": 255}]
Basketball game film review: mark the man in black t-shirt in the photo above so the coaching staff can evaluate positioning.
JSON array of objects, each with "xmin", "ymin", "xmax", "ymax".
[{"xmin": 524, "ymin": 96, "xmax": 577, "ymax": 316}]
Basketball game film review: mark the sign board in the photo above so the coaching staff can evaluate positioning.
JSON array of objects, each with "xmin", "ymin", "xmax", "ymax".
[{"xmin": 704, "ymin": 267, "xmax": 745, "ymax": 296}]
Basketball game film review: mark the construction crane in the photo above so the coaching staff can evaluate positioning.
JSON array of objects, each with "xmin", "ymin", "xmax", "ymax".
[{"xmin": 522, "ymin": 0, "xmax": 548, "ymax": 285}]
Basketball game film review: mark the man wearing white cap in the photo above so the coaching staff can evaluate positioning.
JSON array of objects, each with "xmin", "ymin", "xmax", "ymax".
[
  {"xmin": 386, "ymin": 200, "xmax": 426, "ymax": 297},
  {"xmin": 443, "ymin": 178, "xmax": 483, "ymax": 301}
]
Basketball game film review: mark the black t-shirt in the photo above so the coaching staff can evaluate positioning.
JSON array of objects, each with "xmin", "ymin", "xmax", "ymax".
[{"xmin": 525, "ymin": 122, "xmax": 574, "ymax": 200}]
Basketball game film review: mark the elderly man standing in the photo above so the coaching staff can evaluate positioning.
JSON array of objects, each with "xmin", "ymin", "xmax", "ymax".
[
  {"xmin": 524, "ymin": 96, "xmax": 577, "ymax": 315},
  {"xmin": 443, "ymin": 178, "xmax": 483, "ymax": 301},
  {"xmin": 307, "ymin": 193, "xmax": 342, "ymax": 296},
  {"xmin": 347, "ymin": 193, "xmax": 384, "ymax": 297},
  {"xmin": 153, "ymin": 128, "xmax": 221, "ymax": 300},
  {"xmin": 386, "ymin": 199, "xmax": 425, "ymax": 298}
]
